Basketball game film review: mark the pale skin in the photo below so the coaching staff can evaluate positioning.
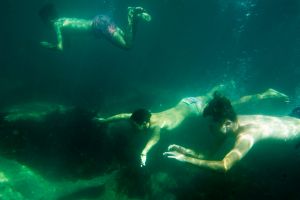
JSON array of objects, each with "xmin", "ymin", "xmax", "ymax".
[
  {"xmin": 163, "ymin": 115, "xmax": 300, "ymax": 172},
  {"xmin": 40, "ymin": 7, "xmax": 151, "ymax": 51},
  {"xmin": 95, "ymin": 88, "xmax": 289, "ymax": 167}
]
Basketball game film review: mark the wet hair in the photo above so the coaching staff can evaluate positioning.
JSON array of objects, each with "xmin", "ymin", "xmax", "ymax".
[
  {"xmin": 203, "ymin": 92, "xmax": 237, "ymax": 123},
  {"xmin": 130, "ymin": 109, "xmax": 151, "ymax": 125}
]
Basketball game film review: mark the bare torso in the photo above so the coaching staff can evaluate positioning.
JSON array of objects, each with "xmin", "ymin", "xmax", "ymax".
[
  {"xmin": 150, "ymin": 97, "xmax": 208, "ymax": 131},
  {"xmin": 238, "ymin": 115, "xmax": 300, "ymax": 141}
]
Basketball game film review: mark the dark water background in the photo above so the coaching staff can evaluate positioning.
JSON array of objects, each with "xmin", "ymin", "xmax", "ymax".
[{"xmin": 1, "ymin": 0, "xmax": 300, "ymax": 199}]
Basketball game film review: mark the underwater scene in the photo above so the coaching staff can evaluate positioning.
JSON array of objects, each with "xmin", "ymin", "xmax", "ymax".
[{"xmin": 1, "ymin": 0, "xmax": 300, "ymax": 199}]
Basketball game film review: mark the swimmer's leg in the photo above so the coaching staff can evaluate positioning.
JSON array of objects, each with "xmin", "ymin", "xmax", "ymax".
[
  {"xmin": 126, "ymin": 7, "xmax": 151, "ymax": 47},
  {"xmin": 40, "ymin": 18, "xmax": 92, "ymax": 51},
  {"xmin": 112, "ymin": 7, "xmax": 151, "ymax": 49},
  {"xmin": 233, "ymin": 88, "xmax": 289, "ymax": 105},
  {"xmin": 53, "ymin": 20, "xmax": 64, "ymax": 50},
  {"xmin": 40, "ymin": 18, "xmax": 65, "ymax": 51},
  {"xmin": 259, "ymin": 88, "xmax": 289, "ymax": 102}
]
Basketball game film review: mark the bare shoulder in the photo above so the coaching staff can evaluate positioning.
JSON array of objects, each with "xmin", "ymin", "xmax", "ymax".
[
  {"xmin": 239, "ymin": 115, "xmax": 299, "ymax": 124},
  {"xmin": 238, "ymin": 115, "xmax": 300, "ymax": 140}
]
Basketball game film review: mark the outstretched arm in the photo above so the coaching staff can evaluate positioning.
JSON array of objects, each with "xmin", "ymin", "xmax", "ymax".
[
  {"xmin": 140, "ymin": 127, "xmax": 161, "ymax": 167},
  {"xmin": 94, "ymin": 113, "xmax": 131, "ymax": 123},
  {"xmin": 164, "ymin": 133, "xmax": 255, "ymax": 172}
]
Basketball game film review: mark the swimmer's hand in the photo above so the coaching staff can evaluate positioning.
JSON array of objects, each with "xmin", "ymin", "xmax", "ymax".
[
  {"xmin": 163, "ymin": 144, "xmax": 198, "ymax": 162},
  {"xmin": 93, "ymin": 117, "xmax": 107, "ymax": 123},
  {"xmin": 140, "ymin": 154, "xmax": 147, "ymax": 167},
  {"xmin": 167, "ymin": 144, "xmax": 189, "ymax": 154},
  {"xmin": 163, "ymin": 150, "xmax": 187, "ymax": 163}
]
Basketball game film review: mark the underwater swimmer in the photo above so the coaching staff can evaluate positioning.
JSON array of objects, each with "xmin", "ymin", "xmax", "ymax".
[
  {"xmin": 95, "ymin": 87, "xmax": 289, "ymax": 167},
  {"xmin": 164, "ymin": 93, "xmax": 300, "ymax": 172},
  {"xmin": 39, "ymin": 4, "xmax": 151, "ymax": 51}
]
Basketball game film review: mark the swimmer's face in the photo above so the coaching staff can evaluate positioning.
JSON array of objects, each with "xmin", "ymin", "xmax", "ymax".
[
  {"xmin": 219, "ymin": 119, "xmax": 238, "ymax": 135},
  {"xmin": 209, "ymin": 119, "xmax": 238, "ymax": 136},
  {"xmin": 133, "ymin": 121, "xmax": 150, "ymax": 131}
]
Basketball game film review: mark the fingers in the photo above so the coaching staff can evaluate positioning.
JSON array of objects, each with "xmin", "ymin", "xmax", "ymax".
[
  {"xmin": 167, "ymin": 144, "xmax": 189, "ymax": 155},
  {"xmin": 163, "ymin": 151, "xmax": 176, "ymax": 157},
  {"xmin": 165, "ymin": 155, "xmax": 177, "ymax": 159},
  {"xmin": 140, "ymin": 154, "xmax": 147, "ymax": 167},
  {"xmin": 163, "ymin": 152, "xmax": 177, "ymax": 160},
  {"xmin": 163, "ymin": 151, "xmax": 182, "ymax": 158},
  {"xmin": 163, "ymin": 151, "xmax": 186, "ymax": 162},
  {"xmin": 168, "ymin": 144, "xmax": 182, "ymax": 151}
]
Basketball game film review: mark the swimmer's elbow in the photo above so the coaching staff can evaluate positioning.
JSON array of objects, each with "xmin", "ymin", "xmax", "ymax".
[{"xmin": 212, "ymin": 161, "xmax": 228, "ymax": 173}]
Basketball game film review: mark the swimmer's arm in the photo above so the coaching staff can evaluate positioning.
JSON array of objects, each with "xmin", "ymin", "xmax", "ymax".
[
  {"xmin": 94, "ymin": 113, "xmax": 131, "ymax": 123},
  {"xmin": 141, "ymin": 127, "xmax": 160, "ymax": 155},
  {"xmin": 164, "ymin": 134, "xmax": 255, "ymax": 172},
  {"xmin": 232, "ymin": 93, "xmax": 263, "ymax": 106},
  {"xmin": 140, "ymin": 127, "xmax": 161, "ymax": 166}
]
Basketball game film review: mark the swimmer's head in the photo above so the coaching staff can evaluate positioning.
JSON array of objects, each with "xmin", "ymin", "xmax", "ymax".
[
  {"xmin": 203, "ymin": 92, "xmax": 238, "ymax": 135},
  {"xmin": 130, "ymin": 108, "xmax": 151, "ymax": 130}
]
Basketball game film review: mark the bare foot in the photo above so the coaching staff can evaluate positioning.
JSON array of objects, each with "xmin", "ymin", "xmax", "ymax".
[
  {"xmin": 128, "ymin": 7, "xmax": 151, "ymax": 22},
  {"xmin": 260, "ymin": 89, "xmax": 289, "ymax": 103},
  {"xmin": 40, "ymin": 41, "xmax": 62, "ymax": 51}
]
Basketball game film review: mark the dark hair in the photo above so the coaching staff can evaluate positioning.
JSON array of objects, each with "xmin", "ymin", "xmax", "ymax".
[
  {"xmin": 130, "ymin": 109, "xmax": 151, "ymax": 125},
  {"xmin": 203, "ymin": 92, "xmax": 237, "ymax": 123}
]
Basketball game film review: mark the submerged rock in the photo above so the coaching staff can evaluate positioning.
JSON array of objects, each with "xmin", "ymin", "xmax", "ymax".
[{"xmin": 0, "ymin": 156, "xmax": 116, "ymax": 200}]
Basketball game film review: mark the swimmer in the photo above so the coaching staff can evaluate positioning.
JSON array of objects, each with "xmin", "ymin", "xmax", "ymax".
[
  {"xmin": 96, "ymin": 87, "xmax": 289, "ymax": 167},
  {"xmin": 164, "ymin": 93, "xmax": 300, "ymax": 172},
  {"xmin": 39, "ymin": 4, "xmax": 151, "ymax": 51}
]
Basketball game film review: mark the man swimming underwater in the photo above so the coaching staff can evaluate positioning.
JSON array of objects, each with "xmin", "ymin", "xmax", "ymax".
[
  {"xmin": 95, "ymin": 87, "xmax": 289, "ymax": 167},
  {"xmin": 39, "ymin": 4, "xmax": 151, "ymax": 51},
  {"xmin": 163, "ymin": 93, "xmax": 300, "ymax": 172}
]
